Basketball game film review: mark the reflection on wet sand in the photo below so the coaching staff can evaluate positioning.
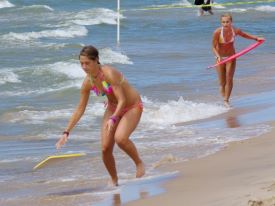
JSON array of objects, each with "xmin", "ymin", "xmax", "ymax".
[
  {"xmin": 112, "ymin": 191, "xmax": 149, "ymax": 206},
  {"xmin": 226, "ymin": 115, "xmax": 240, "ymax": 128},
  {"xmin": 95, "ymin": 173, "xmax": 177, "ymax": 206},
  {"xmin": 112, "ymin": 193, "xmax": 121, "ymax": 206}
]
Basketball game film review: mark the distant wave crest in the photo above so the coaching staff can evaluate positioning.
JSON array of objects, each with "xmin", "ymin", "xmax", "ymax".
[
  {"xmin": 0, "ymin": 0, "xmax": 14, "ymax": 9},
  {"xmin": 0, "ymin": 48, "xmax": 132, "ymax": 96},
  {"xmin": 0, "ymin": 71, "xmax": 21, "ymax": 85},
  {"xmin": 3, "ymin": 25, "xmax": 88, "ymax": 41},
  {"xmin": 48, "ymin": 49, "xmax": 132, "ymax": 79},
  {"xmin": 100, "ymin": 48, "xmax": 133, "ymax": 65},
  {"xmin": 255, "ymin": 5, "xmax": 275, "ymax": 12},
  {"xmin": 71, "ymin": 8, "xmax": 121, "ymax": 26},
  {"xmin": 18, "ymin": 5, "xmax": 54, "ymax": 12},
  {"xmin": 228, "ymin": 5, "xmax": 275, "ymax": 13}
]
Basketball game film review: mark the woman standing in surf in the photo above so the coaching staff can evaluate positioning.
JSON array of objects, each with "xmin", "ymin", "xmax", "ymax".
[
  {"xmin": 55, "ymin": 45, "xmax": 145, "ymax": 186},
  {"xmin": 212, "ymin": 13, "xmax": 264, "ymax": 107}
]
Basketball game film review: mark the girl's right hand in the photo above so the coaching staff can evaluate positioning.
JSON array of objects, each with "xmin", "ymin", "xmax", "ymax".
[
  {"xmin": 256, "ymin": 37, "xmax": 265, "ymax": 41},
  {"xmin": 55, "ymin": 134, "xmax": 68, "ymax": 149},
  {"xmin": 106, "ymin": 118, "xmax": 115, "ymax": 135}
]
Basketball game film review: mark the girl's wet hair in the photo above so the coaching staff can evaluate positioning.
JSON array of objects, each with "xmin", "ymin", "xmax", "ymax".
[
  {"xmin": 221, "ymin": 13, "xmax": 233, "ymax": 21},
  {"xmin": 79, "ymin": 45, "xmax": 100, "ymax": 64}
]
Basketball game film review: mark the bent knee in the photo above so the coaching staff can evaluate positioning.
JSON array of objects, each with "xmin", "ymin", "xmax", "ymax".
[
  {"xmin": 226, "ymin": 78, "xmax": 233, "ymax": 85},
  {"xmin": 219, "ymin": 81, "xmax": 226, "ymax": 87},
  {"xmin": 101, "ymin": 145, "xmax": 113, "ymax": 155},
  {"xmin": 220, "ymin": 82, "xmax": 225, "ymax": 87},
  {"xmin": 115, "ymin": 136, "xmax": 128, "ymax": 147}
]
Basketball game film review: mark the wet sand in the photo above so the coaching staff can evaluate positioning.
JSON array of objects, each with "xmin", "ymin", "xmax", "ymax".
[{"xmin": 126, "ymin": 121, "xmax": 275, "ymax": 206}]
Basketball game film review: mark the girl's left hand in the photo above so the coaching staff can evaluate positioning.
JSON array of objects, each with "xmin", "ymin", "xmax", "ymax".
[{"xmin": 256, "ymin": 37, "xmax": 265, "ymax": 41}]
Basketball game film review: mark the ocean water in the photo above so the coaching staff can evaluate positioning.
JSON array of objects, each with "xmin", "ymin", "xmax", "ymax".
[{"xmin": 1, "ymin": 0, "xmax": 275, "ymax": 205}]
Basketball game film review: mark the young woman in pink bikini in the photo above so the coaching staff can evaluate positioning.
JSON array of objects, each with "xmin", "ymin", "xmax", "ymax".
[
  {"xmin": 212, "ymin": 13, "xmax": 264, "ymax": 107},
  {"xmin": 56, "ymin": 45, "xmax": 145, "ymax": 186}
]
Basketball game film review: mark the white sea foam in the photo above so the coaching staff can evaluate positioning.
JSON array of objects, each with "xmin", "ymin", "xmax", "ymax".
[
  {"xmin": 228, "ymin": 8, "xmax": 247, "ymax": 13},
  {"xmin": 48, "ymin": 50, "xmax": 132, "ymax": 77},
  {"xmin": 227, "ymin": 6, "xmax": 275, "ymax": 13},
  {"xmin": 49, "ymin": 61, "xmax": 86, "ymax": 79},
  {"xmin": 119, "ymin": 171, "xmax": 178, "ymax": 185},
  {"xmin": 92, "ymin": 187, "xmax": 121, "ymax": 196},
  {"xmin": 141, "ymin": 96, "xmax": 228, "ymax": 128},
  {"xmin": 0, "ymin": 8, "xmax": 120, "ymax": 46},
  {"xmin": 0, "ymin": 83, "xmax": 81, "ymax": 97},
  {"xmin": 0, "ymin": 0, "xmax": 14, "ymax": 9},
  {"xmin": 71, "ymin": 8, "xmax": 122, "ymax": 26},
  {"xmin": 46, "ymin": 51, "xmax": 132, "ymax": 79},
  {"xmin": 0, "ymin": 37, "xmax": 54, "ymax": 48},
  {"xmin": 47, "ymin": 49, "xmax": 132, "ymax": 78},
  {"xmin": 6, "ymin": 109, "xmax": 74, "ymax": 124},
  {"xmin": 3, "ymin": 25, "xmax": 88, "ymax": 41},
  {"xmin": 19, "ymin": 5, "xmax": 54, "ymax": 11},
  {"xmin": 212, "ymin": 4, "xmax": 225, "ymax": 9},
  {"xmin": 208, "ymin": 124, "xmax": 272, "ymax": 144},
  {"xmin": 173, "ymin": 0, "xmax": 191, "ymax": 6},
  {"xmin": 5, "ymin": 96, "xmax": 226, "ymax": 128},
  {"xmin": 4, "ymin": 102, "xmax": 104, "ymax": 124},
  {"xmin": 0, "ymin": 48, "xmax": 132, "ymax": 96},
  {"xmin": 255, "ymin": 5, "xmax": 275, "ymax": 12},
  {"xmin": 0, "ymin": 70, "xmax": 21, "ymax": 85},
  {"xmin": 100, "ymin": 48, "xmax": 133, "ymax": 65}
]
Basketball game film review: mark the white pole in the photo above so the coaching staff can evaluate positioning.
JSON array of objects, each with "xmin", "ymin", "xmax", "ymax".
[{"xmin": 117, "ymin": 0, "xmax": 120, "ymax": 45}]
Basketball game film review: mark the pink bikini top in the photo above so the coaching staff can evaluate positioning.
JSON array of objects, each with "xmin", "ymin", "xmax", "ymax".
[
  {"xmin": 90, "ymin": 70, "xmax": 112, "ymax": 96},
  {"xmin": 90, "ymin": 69, "xmax": 125, "ymax": 96}
]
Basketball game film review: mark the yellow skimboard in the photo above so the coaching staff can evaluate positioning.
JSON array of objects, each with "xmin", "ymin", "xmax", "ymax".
[{"xmin": 33, "ymin": 153, "xmax": 86, "ymax": 171}]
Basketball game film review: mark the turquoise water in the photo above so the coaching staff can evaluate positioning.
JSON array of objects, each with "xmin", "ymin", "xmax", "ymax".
[{"xmin": 1, "ymin": 0, "xmax": 275, "ymax": 205}]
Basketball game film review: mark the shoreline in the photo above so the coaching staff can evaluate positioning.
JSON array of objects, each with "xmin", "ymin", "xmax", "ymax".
[{"xmin": 126, "ymin": 121, "xmax": 275, "ymax": 206}]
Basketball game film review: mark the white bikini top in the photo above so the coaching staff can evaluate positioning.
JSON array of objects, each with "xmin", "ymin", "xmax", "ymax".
[{"xmin": 219, "ymin": 27, "xmax": 235, "ymax": 44}]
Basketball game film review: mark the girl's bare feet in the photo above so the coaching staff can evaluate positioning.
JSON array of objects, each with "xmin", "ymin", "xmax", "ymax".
[
  {"xmin": 224, "ymin": 100, "xmax": 231, "ymax": 108},
  {"xmin": 108, "ymin": 177, "xmax": 118, "ymax": 187},
  {"xmin": 136, "ymin": 161, "xmax": 145, "ymax": 178}
]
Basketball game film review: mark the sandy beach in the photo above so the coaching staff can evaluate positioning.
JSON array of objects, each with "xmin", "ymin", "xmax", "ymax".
[{"xmin": 126, "ymin": 120, "xmax": 275, "ymax": 206}]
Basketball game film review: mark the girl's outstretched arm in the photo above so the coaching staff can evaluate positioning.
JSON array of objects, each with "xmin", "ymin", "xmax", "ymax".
[{"xmin": 56, "ymin": 77, "xmax": 90, "ymax": 149}]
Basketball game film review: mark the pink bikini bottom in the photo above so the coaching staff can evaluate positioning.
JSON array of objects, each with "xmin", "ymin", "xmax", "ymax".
[{"xmin": 106, "ymin": 100, "xmax": 143, "ymax": 117}]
